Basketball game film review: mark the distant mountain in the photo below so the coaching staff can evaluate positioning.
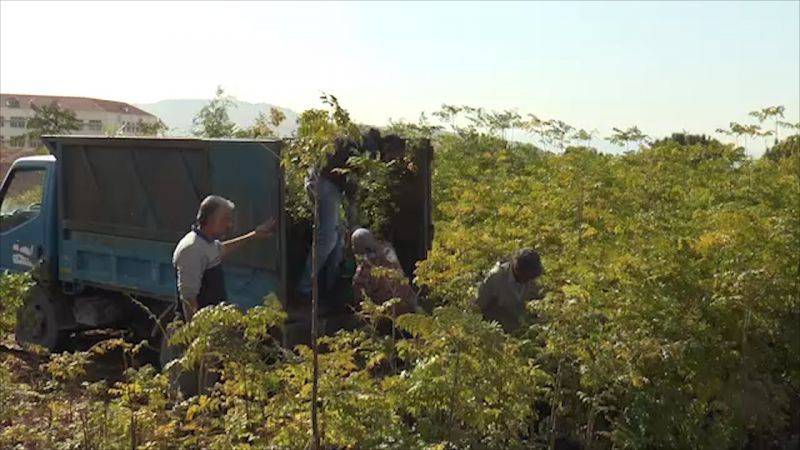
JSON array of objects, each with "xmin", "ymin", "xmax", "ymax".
[{"xmin": 136, "ymin": 99, "xmax": 299, "ymax": 137}]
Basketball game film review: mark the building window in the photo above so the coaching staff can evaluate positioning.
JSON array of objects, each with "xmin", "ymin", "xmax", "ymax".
[
  {"xmin": 87, "ymin": 120, "xmax": 102, "ymax": 131},
  {"xmin": 124, "ymin": 121, "xmax": 139, "ymax": 134},
  {"xmin": 10, "ymin": 117, "xmax": 26, "ymax": 128},
  {"xmin": 4, "ymin": 98, "xmax": 20, "ymax": 108},
  {"xmin": 0, "ymin": 116, "xmax": 4, "ymax": 127},
  {"xmin": 10, "ymin": 136, "xmax": 26, "ymax": 147}
]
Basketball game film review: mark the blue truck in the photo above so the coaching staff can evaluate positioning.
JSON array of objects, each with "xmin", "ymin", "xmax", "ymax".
[{"xmin": 0, "ymin": 136, "xmax": 432, "ymax": 352}]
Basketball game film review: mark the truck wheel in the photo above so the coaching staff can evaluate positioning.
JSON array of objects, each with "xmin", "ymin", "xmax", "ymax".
[{"xmin": 15, "ymin": 287, "xmax": 64, "ymax": 351}]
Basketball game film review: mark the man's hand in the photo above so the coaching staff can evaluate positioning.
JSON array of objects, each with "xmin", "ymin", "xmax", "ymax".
[
  {"xmin": 254, "ymin": 218, "xmax": 276, "ymax": 239},
  {"xmin": 182, "ymin": 297, "xmax": 199, "ymax": 321}
]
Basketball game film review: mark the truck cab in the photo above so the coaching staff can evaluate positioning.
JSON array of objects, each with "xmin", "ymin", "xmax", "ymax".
[
  {"xmin": 0, "ymin": 136, "xmax": 432, "ymax": 351},
  {"xmin": 0, "ymin": 155, "xmax": 58, "ymax": 282}
]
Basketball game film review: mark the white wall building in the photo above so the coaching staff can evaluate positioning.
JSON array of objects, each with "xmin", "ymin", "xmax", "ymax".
[{"xmin": 0, "ymin": 93, "xmax": 158, "ymax": 148}]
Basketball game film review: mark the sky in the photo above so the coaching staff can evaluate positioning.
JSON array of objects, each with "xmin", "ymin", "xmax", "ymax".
[{"xmin": 1, "ymin": 1, "xmax": 798, "ymax": 154}]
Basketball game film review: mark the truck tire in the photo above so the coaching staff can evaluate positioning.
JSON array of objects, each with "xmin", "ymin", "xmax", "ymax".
[{"xmin": 15, "ymin": 287, "xmax": 64, "ymax": 351}]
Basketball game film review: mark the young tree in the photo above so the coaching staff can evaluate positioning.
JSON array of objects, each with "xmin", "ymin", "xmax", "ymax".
[
  {"xmin": 778, "ymin": 120, "xmax": 800, "ymax": 137},
  {"xmin": 573, "ymin": 128, "xmax": 597, "ymax": 148},
  {"xmin": 749, "ymin": 105, "xmax": 785, "ymax": 143},
  {"xmin": 484, "ymin": 109, "xmax": 522, "ymax": 142},
  {"xmin": 234, "ymin": 107, "xmax": 286, "ymax": 139},
  {"xmin": 282, "ymin": 94, "xmax": 359, "ymax": 450},
  {"xmin": 721, "ymin": 122, "xmax": 762, "ymax": 150},
  {"xmin": 757, "ymin": 129, "xmax": 774, "ymax": 152},
  {"xmin": 717, "ymin": 122, "xmax": 758, "ymax": 149},
  {"xmin": 461, "ymin": 105, "xmax": 485, "ymax": 131},
  {"xmin": 270, "ymin": 107, "xmax": 287, "ymax": 131},
  {"xmin": 137, "ymin": 118, "xmax": 169, "ymax": 136},
  {"xmin": 522, "ymin": 113, "xmax": 546, "ymax": 149},
  {"xmin": 607, "ymin": 126, "xmax": 649, "ymax": 151},
  {"xmin": 193, "ymin": 86, "xmax": 238, "ymax": 138},
  {"xmin": 25, "ymin": 101, "xmax": 82, "ymax": 146},
  {"xmin": 432, "ymin": 104, "xmax": 464, "ymax": 132},
  {"xmin": 542, "ymin": 119, "xmax": 575, "ymax": 152},
  {"xmin": 629, "ymin": 125, "xmax": 649, "ymax": 149}
]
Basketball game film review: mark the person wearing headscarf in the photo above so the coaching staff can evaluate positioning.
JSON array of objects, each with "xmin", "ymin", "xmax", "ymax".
[{"xmin": 350, "ymin": 228, "xmax": 418, "ymax": 317}]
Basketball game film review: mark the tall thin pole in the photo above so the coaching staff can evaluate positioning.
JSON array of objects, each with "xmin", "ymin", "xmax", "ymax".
[{"xmin": 310, "ymin": 181, "xmax": 321, "ymax": 450}]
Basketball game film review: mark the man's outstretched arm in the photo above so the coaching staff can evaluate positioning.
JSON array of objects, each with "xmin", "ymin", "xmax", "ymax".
[{"xmin": 221, "ymin": 218, "xmax": 276, "ymax": 257}]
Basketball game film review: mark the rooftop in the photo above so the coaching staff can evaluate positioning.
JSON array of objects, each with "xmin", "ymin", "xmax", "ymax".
[{"xmin": 0, "ymin": 93, "xmax": 154, "ymax": 117}]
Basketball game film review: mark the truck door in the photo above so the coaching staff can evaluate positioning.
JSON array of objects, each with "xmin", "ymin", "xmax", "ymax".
[{"xmin": 0, "ymin": 164, "xmax": 50, "ymax": 275}]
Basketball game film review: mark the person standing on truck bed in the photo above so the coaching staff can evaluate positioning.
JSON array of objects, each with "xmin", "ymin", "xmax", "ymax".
[
  {"xmin": 173, "ymin": 195, "xmax": 276, "ymax": 320},
  {"xmin": 296, "ymin": 128, "xmax": 386, "ymax": 302},
  {"xmin": 476, "ymin": 248, "xmax": 544, "ymax": 333}
]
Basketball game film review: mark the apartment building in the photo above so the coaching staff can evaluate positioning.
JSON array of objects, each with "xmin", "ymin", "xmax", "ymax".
[{"xmin": 0, "ymin": 93, "xmax": 158, "ymax": 148}]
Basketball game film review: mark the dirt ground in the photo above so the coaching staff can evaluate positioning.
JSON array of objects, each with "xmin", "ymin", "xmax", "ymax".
[{"xmin": 1, "ymin": 330, "xmax": 159, "ymax": 386}]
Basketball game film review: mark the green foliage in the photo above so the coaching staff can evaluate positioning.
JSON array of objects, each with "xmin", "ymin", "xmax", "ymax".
[
  {"xmin": 346, "ymin": 152, "xmax": 397, "ymax": 235},
  {"xmin": 764, "ymin": 134, "xmax": 800, "ymax": 163},
  {"xmin": 0, "ymin": 271, "xmax": 31, "ymax": 335},
  {"xmin": 651, "ymin": 132, "xmax": 720, "ymax": 147},
  {"xmin": 3, "ymin": 184, "xmax": 42, "ymax": 213},
  {"xmin": 395, "ymin": 307, "xmax": 547, "ymax": 448},
  {"xmin": 418, "ymin": 117, "xmax": 799, "ymax": 448},
  {"xmin": 750, "ymin": 105, "xmax": 786, "ymax": 143},
  {"xmin": 193, "ymin": 85, "xmax": 238, "ymax": 138},
  {"xmin": 25, "ymin": 101, "xmax": 82, "ymax": 143},
  {"xmin": 606, "ymin": 125, "xmax": 648, "ymax": 150},
  {"xmin": 234, "ymin": 107, "xmax": 286, "ymax": 139},
  {"xmin": 138, "ymin": 118, "xmax": 169, "ymax": 136},
  {"xmin": 1, "ymin": 100, "xmax": 798, "ymax": 450},
  {"xmin": 282, "ymin": 95, "xmax": 355, "ymax": 222},
  {"xmin": 190, "ymin": 85, "xmax": 289, "ymax": 139},
  {"xmin": 283, "ymin": 93, "xmax": 402, "ymax": 230}
]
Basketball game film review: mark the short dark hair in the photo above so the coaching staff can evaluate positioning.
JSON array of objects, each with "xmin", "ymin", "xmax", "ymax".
[
  {"xmin": 381, "ymin": 134, "xmax": 405, "ymax": 161},
  {"xmin": 381, "ymin": 134, "xmax": 404, "ymax": 151},
  {"xmin": 513, "ymin": 248, "xmax": 543, "ymax": 277},
  {"xmin": 196, "ymin": 195, "xmax": 235, "ymax": 226},
  {"xmin": 361, "ymin": 128, "xmax": 383, "ymax": 153}
]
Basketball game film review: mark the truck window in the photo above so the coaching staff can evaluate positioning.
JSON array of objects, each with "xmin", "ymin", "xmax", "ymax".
[{"xmin": 0, "ymin": 169, "xmax": 45, "ymax": 233}]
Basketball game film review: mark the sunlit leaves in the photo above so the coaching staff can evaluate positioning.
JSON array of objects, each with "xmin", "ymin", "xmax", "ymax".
[
  {"xmin": 192, "ymin": 85, "xmax": 238, "ymax": 138},
  {"xmin": 419, "ymin": 123, "xmax": 799, "ymax": 448},
  {"xmin": 0, "ymin": 271, "xmax": 31, "ymax": 335}
]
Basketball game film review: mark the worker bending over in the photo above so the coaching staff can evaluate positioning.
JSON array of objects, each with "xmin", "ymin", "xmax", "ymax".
[{"xmin": 476, "ymin": 248, "xmax": 543, "ymax": 333}]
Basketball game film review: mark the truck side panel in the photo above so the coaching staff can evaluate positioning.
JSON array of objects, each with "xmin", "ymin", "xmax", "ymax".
[
  {"xmin": 58, "ymin": 231, "xmax": 175, "ymax": 299},
  {"xmin": 54, "ymin": 138, "xmax": 210, "ymax": 242},
  {"xmin": 59, "ymin": 230, "xmax": 281, "ymax": 309},
  {"xmin": 47, "ymin": 137, "xmax": 284, "ymax": 309},
  {"xmin": 208, "ymin": 141, "xmax": 283, "ymax": 308},
  {"xmin": 208, "ymin": 141, "xmax": 281, "ymax": 272}
]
